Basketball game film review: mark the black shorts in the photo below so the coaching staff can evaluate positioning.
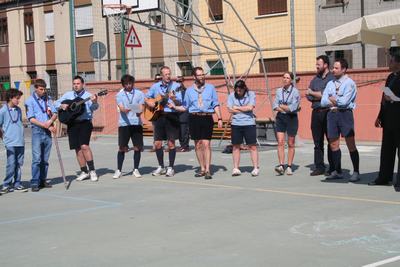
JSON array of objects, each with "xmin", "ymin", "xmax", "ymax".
[
  {"xmin": 153, "ymin": 113, "xmax": 180, "ymax": 141},
  {"xmin": 67, "ymin": 120, "xmax": 93, "ymax": 150},
  {"xmin": 118, "ymin": 125, "xmax": 144, "ymax": 148},
  {"xmin": 189, "ymin": 114, "xmax": 214, "ymax": 140},
  {"xmin": 327, "ymin": 109, "xmax": 355, "ymax": 139},
  {"xmin": 231, "ymin": 125, "xmax": 257, "ymax": 145},
  {"xmin": 275, "ymin": 113, "xmax": 298, "ymax": 136}
]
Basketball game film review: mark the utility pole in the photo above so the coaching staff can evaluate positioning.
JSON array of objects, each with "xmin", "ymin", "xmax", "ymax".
[{"xmin": 69, "ymin": 0, "xmax": 77, "ymax": 77}]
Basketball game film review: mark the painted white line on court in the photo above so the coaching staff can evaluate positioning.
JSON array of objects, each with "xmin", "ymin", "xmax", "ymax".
[
  {"xmin": 147, "ymin": 178, "xmax": 400, "ymax": 206},
  {"xmin": 363, "ymin": 255, "xmax": 400, "ymax": 267}
]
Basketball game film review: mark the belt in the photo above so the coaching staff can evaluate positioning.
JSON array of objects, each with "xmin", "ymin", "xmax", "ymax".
[
  {"xmin": 329, "ymin": 108, "xmax": 352, "ymax": 113},
  {"xmin": 190, "ymin": 112, "xmax": 213, "ymax": 116},
  {"xmin": 313, "ymin": 108, "xmax": 330, "ymax": 113}
]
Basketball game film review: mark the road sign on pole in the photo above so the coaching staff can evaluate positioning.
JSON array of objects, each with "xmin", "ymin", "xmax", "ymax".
[{"xmin": 125, "ymin": 25, "xmax": 142, "ymax": 48}]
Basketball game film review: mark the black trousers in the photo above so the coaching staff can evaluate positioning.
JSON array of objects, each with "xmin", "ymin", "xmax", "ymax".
[
  {"xmin": 311, "ymin": 109, "xmax": 333, "ymax": 171},
  {"xmin": 179, "ymin": 122, "xmax": 190, "ymax": 148},
  {"xmin": 378, "ymin": 126, "xmax": 400, "ymax": 184}
]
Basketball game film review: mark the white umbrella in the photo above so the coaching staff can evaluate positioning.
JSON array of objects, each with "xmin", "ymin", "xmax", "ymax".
[{"xmin": 325, "ymin": 9, "xmax": 400, "ymax": 47}]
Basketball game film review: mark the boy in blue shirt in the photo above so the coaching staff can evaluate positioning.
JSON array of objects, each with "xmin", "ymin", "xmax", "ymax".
[
  {"xmin": 25, "ymin": 79, "xmax": 57, "ymax": 191},
  {"xmin": 0, "ymin": 89, "xmax": 28, "ymax": 194},
  {"xmin": 113, "ymin": 74, "xmax": 145, "ymax": 179}
]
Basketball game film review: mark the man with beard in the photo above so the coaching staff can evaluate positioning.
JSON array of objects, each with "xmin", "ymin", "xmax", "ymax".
[
  {"xmin": 172, "ymin": 67, "xmax": 223, "ymax": 179},
  {"xmin": 306, "ymin": 55, "xmax": 335, "ymax": 176}
]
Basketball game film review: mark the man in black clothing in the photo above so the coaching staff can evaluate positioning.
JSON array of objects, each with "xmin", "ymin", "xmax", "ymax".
[
  {"xmin": 176, "ymin": 76, "xmax": 190, "ymax": 152},
  {"xmin": 306, "ymin": 55, "xmax": 335, "ymax": 176},
  {"xmin": 369, "ymin": 47, "xmax": 400, "ymax": 192}
]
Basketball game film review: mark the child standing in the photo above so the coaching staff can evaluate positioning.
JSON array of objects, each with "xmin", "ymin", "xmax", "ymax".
[{"xmin": 0, "ymin": 89, "xmax": 28, "ymax": 194}]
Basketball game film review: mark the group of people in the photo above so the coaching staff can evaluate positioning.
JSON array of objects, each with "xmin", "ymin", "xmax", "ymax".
[{"xmin": 1, "ymin": 49, "xmax": 400, "ymax": 194}]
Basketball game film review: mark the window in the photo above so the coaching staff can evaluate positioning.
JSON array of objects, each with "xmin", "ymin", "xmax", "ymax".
[
  {"xmin": 259, "ymin": 57, "xmax": 288, "ymax": 73},
  {"xmin": 46, "ymin": 70, "xmax": 58, "ymax": 99},
  {"xmin": 75, "ymin": 5, "xmax": 93, "ymax": 36},
  {"xmin": 176, "ymin": 0, "xmax": 192, "ymax": 24},
  {"xmin": 151, "ymin": 62, "xmax": 164, "ymax": 79},
  {"xmin": 78, "ymin": 71, "xmax": 96, "ymax": 83},
  {"xmin": 0, "ymin": 75, "xmax": 10, "ymax": 101},
  {"xmin": 207, "ymin": 60, "xmax": 224, "ymax": 75},
  {"xmin": 24, "ymin": 12, "xmax": 34, "ymax": 42},
  {"xmin": 149, "ymin": 11, "xmax": 165, "ymax": 28},
  {"xmin": 116, "ymin": 65, "xmax": 128, "ymax": 80},
  {"xmin": 209, "ymin": 0, "xmax": 223, "ymax": 21},
  {"xmin": 325, "ymin": 50, "xmax": 353, "ymax": 69},
  {"xmin": 177, "ymin": 61, "xmax": 193, "ymax": 77},
  {"xmin": 44, "ymin": 12, "xmax": 54, "ymax": 40},
  {"xmin": 0, "ymin": 18, "xmax": 7, "ymax": 45},
  {"xmin": 258, "ymin": 0, "xmax": 287, "ymax": 16}
]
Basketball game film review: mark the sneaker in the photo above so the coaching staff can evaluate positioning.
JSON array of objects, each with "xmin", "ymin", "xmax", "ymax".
[
  {"xmin": 113, "ymin": 170, "xmax": 122, "ymax": 179},
  {"xmin": 166, "ymin": 167, "xmax": 175, "ymax": 177},
  {"xmin": 90, "ymin": 171, "xmax": 98, "ymax": 182},
  {"xmin": 76, "ymin": 171, "xmax": 90, "ymax": 181},
  {"xmin": 133, "ymin": 169, "xmax": 142, "ymax": 178},
  {"xmin": 286, "ymin": 166, "xmax": 293, "ymax": 175},
  {"xmin": 14, "ymin": 185, "xmax": 28, "ymax": 192},
  {"xmin": 1, "ymin": 187, "xmax": 12, "ymax": 194},
  {"xmin": 349, "ymin": 172, "xmax": 360, "ymax": 182},
  {"xmin": 31, "ymin": 186, "xmax": 40, "ymax": 192},
  {"xmin": 232, "ymin": 168, "xmax": 241, "ymax": 177},
  {"xmin": 152, "ymin": 166, "xmax": 167, "ymax": 176},
  {"xmin": 251, "ymin": 168, "xmax": 260, "ymax": 177},
  {"xmin": 324, "ymin": 171, "xmax": 344, "ymax": 180},
  {"xmin": 204, "ymin": 172, "xmax": 213, "ymax": 179},
  {"xmin": 275, "ymin": 165, "xmax": 285, "ymax": 175}
]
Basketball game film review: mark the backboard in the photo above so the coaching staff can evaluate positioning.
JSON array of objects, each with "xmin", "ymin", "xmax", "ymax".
[{"xmin": 102, "ymin": 0, "xmax": 160, "ymax": 16}]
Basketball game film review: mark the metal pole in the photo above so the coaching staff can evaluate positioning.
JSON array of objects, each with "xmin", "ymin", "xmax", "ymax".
[
  {"xmin": 131, "ymin": 48, "xmax": 135, "ymax": 77},
  {"xmin": 97, "ymin": 42, "xmax": 102, "ymax": 81},
  {"xmin": 121, "ymin": 16, "xmax": 126, "ymax": 76},
  {"xmin": 361, "ymin": 0, "xmax": 366, "ymax": 68},
  {"xmin": 69, "ymin": 0, "xmax": 77, "ymax": 77},
  {"xmin": 290, "ymin": 0, "xmax": 297, "ymax": 82},
  {"xmin": 105, "ymin": 17, "xmax": 112, "ymax": 80}
]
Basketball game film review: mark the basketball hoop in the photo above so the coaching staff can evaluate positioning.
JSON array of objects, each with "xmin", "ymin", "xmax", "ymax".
[{"xmin": 103, "ymin": 4, "xmax": 132, "ymax": 32}]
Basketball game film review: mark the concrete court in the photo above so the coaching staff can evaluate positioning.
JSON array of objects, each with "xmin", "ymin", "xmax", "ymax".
[{"xmin": 1, "ymin": 135, "xmax": 400, "ymax": 267}]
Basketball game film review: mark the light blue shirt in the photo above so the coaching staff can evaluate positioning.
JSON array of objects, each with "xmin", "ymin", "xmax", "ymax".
[
  {"xmin": 227, "ymin": 91, "xmax": 256, "ymax": 126},
  {"xmin": 146, "ymin": 81, "xmax": 182, "ymax": 113},
  {"xmin": 25, "ymin": 93, "xmax": 57, "ymax": 129},
  {"xmin": 183, "ymin": 83, "xmax": 220, "ymax": 113},
  {"xmin": 272, "ymin": 86, "xmax": 300, "ymax": 114},
  {"xmin": 55, "ymin": 90, "xmax": 99, "ymax": 121},
  {"xmin": 321, "ymin": 75, "xmax": 357, "ymax": 110},
  {"xmin": 116, "ymin": 88, "xmax": 145, "ymax": 127},
  {"xmin": 0, "ymin": 105, "xmax": 24, "ymax": 147}
]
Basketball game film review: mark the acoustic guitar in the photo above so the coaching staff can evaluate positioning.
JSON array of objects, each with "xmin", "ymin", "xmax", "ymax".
[
  {"xmin": 144, "ymin": 88, "xmax": 183, "ymax": 121},
  {"xmin": 58, "ymin": 89, "xmax": 108, "ymax": 124}
]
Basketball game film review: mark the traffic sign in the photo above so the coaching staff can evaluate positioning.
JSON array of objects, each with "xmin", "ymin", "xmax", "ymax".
[
  {"xmin": 125, "ymin": 25, "xmax": 142, "ymax": 48},
  {"xmin": 89, "ymin": 41, "xmax": 107, "ymax": 59}
]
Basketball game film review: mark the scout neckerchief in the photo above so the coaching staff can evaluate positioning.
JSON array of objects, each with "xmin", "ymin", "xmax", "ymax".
[
  {"xmin": 33, "ymin": 93, "xmax": 48, "ymax": 114},
  {"xmin": 237, "ymin": 92, "xmax": 249, "ymax": 106},
  {"xmin": 7, "ymin": 104, "xmax": 19, "ymax": 123},
  {"xmin": 74, "ymin": 89, "xmax": 85, "ymax": 98},
  {"xmin": 160, "ymin": 81, "xmax": 172, "ymax": 96},
  {"xmin": 124, "ymin": 88, "xmax": 135, "ymax": 104},
  {"xmin": 193, "ymin": 82, "xmax": 206, "ymax": 108},
  {"xmin": 282, "ymin": 85, "xmax": 293, "ymax": 105}
]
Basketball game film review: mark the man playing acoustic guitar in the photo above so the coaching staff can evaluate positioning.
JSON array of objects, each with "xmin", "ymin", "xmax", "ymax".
[
  {"xmin": 145, "ymin": 66, "xmax": 183, "ymax": 177},
  {"xmin": 55, "ymin": 76, "xmax": 99, "ymax": 182}
]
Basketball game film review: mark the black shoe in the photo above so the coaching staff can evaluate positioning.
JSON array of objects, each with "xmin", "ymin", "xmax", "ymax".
[
  {"xmin": 204, "ymin": 172, "xmax": 212, "ymax": 180},
  {"xmin": 194, "ymin": 171, "xmax": 205, "ymax": 178},
  {"xmin": 368, "ymin": 180, "xmax": 391, "ymax": 186},
  {"xmin": 31, "ymin": 187, "xmax": 40, "ymax": 192},
  {"xmin": 310, "ymin": 169, "xmax": 325, "ymax": 176},
  {"xmin": 39, "ymin": 181, "xmax": 52, "ymax": 188},
  {"xmin": 394, "ymin": 186, "xmax": 400, "ymax": 192}
]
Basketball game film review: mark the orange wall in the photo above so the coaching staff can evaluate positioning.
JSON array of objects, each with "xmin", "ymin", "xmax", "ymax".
[{"xmin": 87, "ymin": 69, "xmax": 389, "ymax": 141}]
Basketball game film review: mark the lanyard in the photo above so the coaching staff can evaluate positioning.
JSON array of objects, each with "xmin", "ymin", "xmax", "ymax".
[
  {"xmin": 33, "ymin": 93, "xmax": 48, "ymax": 114},
  {"xmin": 282, "ymin": 86, "xmax": 293, "ymax": 104},
  {"xmin": 124, "ymin": 89, "xmax": 135, "ymax": 104},
  {"xmin": 237, "ymin": 93, "xmax": 249, "ymax": 106},
  {"xmin": 74, "ymin": 90, "xmax": 85, "ymax": 98},
  {"xmin": 7, "ymin": 107, "xmax": 19, "ymax": 123}
]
